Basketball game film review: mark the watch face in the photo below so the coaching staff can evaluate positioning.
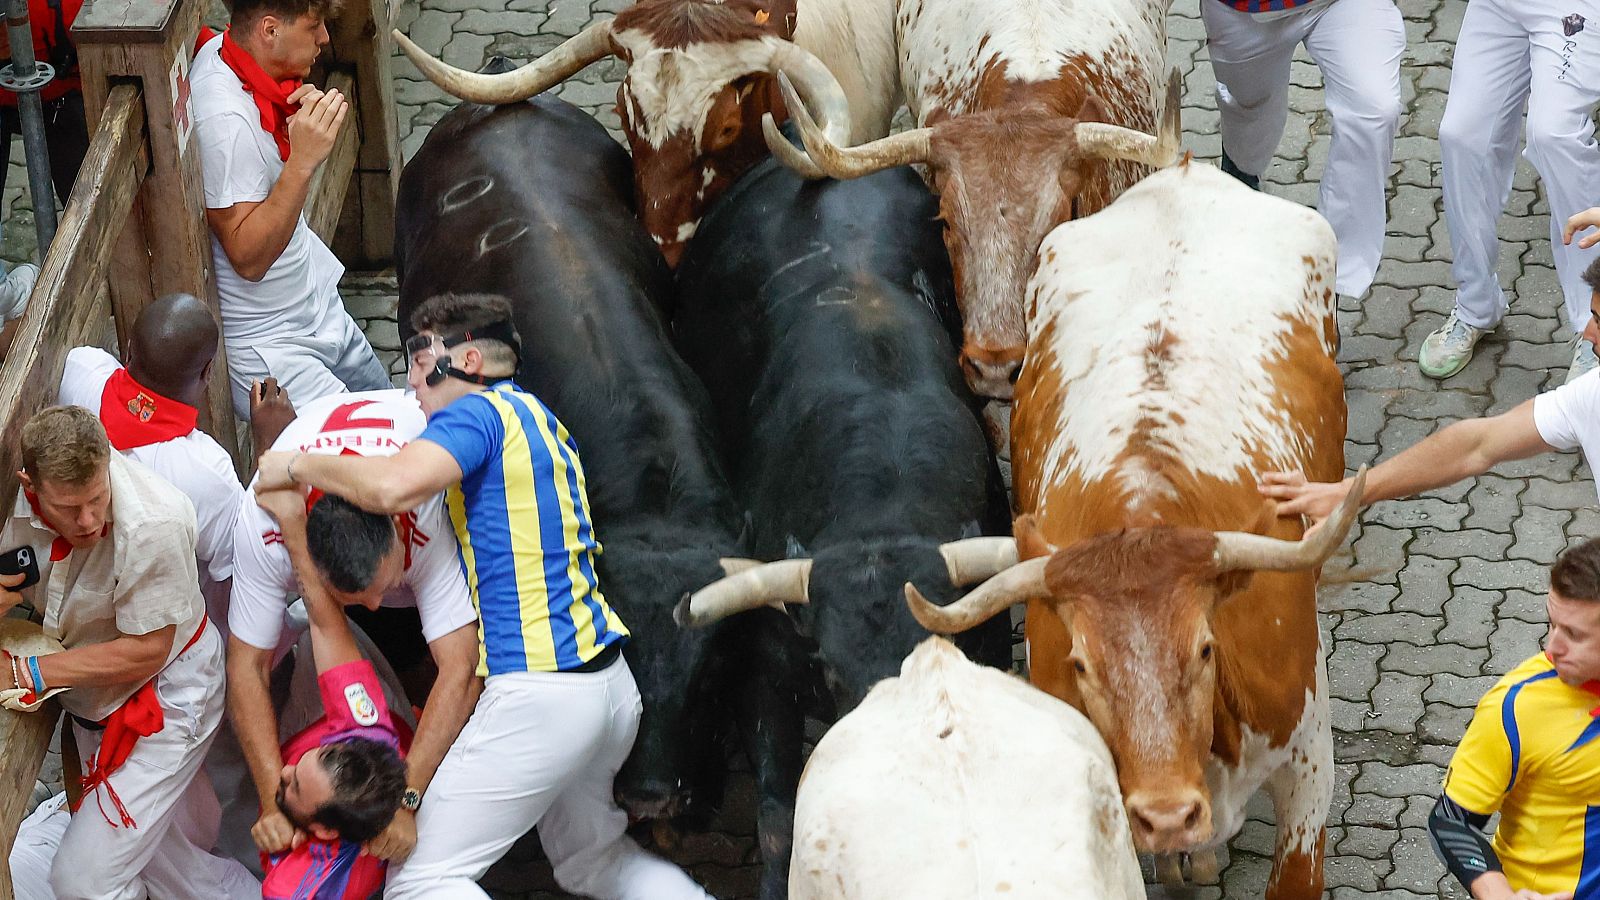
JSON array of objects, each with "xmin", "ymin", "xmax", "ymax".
[{"xmin": 401, "ymin": 789, "xmax": 422, "ymax": 811}]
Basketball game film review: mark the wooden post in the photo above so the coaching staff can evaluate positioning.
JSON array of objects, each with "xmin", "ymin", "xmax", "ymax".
[
  {"xmin": 327, "ymin": 0, "xmax": 400, "ymax": 268},
  {"xmin": 0, "ymin": 83, "xmax": 148, "ymax": 900},
  {"xmin": 74, "ymin": 0, "xmax": 243, "ymax": 476}
]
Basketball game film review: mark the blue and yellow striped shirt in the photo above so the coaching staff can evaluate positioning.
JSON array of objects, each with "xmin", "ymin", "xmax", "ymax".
[{"xmin": 418, "ymin": 381, "xmax": 628, "ymax": 676}]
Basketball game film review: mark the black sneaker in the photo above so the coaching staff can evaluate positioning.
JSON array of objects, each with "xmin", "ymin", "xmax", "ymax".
[{"xmin": 1220, "ymin": 151, "xmax": 1261, "ymax": 191}]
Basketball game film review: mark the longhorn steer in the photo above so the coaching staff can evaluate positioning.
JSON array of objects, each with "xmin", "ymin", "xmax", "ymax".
[
  {"xmin": 395, "ymin": 89, "xmax": 750, "ymax": 825},
  {"xmin": 671, "ymin": 157, "xmax": 1015, "ymax": 897},
  {"xmin": 907, "ymin": 162, "xmax": 1355, "ymax": 899},
  {"xmin": 770, "ymin": 0, "xmax": 1175, "ymax": 398},
  {"xmin": 395, "ymin": 0, "xmax": 900, "ymax": 267},
  {"xmin": 789, "ymin": 637, "xmax": 1143, "ymax": 899}
]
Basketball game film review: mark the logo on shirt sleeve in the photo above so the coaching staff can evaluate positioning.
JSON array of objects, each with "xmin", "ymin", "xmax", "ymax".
[{"xmin": 344, "ymin": 682, "xmax": 379, "ymax": 727}]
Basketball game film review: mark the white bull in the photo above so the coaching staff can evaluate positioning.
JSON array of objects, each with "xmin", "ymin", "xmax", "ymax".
[{"xmin": 789, "ymin": 638, "xmax": 1143, "ymax": 899}]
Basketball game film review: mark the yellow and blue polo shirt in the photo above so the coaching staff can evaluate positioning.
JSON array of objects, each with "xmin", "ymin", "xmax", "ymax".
[
  {"xmin": 418, "ymin": 381, "xmax": 628, "ymax": 676},
  {"xmin": 1444, "ymin": 652, "xmax": 1600, "ymax": 897}
]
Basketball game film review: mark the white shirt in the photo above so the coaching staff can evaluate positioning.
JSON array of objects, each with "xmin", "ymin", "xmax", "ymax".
[
  {"xmin": 57, "ymin": 347, "xmax": 242, "ymax": 587},
  {"xmin": 228, "ymin": 389, "xmax": 477, "ymax": 651},
  {"xmin": 1535, "ymin": 369, "xmax": 1600, "ymax": 504},
  {"xmin": 0, "ymin": 454, "xmax": 205, "ymax": 720},
  {"xmin": 190, "ymin": 33, "xmax": 345, "ymax": 345}
]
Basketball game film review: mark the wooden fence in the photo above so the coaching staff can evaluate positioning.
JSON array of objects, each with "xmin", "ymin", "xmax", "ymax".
[{"xmin": 0, "ymin": 0, "xmax": 399, "ymax": 893}]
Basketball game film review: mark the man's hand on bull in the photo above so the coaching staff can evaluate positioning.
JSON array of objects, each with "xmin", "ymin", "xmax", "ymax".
[
  {"xmin": 250, "ymin": 377, "xmax": 296, "ymax": 455},
  {"xmin": 251, "ymin": 808, "xmax": 305, "ymax": 855},
  {"xmin": 366, "ymin": 808, "xmax": 417, "ymax": 862},
  {"xmin": 1257, "ymin": 470, "xmax": 1358, "ymax": 526},
  {"xmin": 285, "ymin": 85, "xmax": 348, "ymax": 174}
]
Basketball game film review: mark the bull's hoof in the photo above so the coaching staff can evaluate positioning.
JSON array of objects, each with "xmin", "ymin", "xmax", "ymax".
[
  {"xmin": 1154, "ymin": 852, "xmax": 1184, "ymax": 886},
  {"xmin": 1188, "ymin": 848, "xmax": 1221, "ymax": 884}
]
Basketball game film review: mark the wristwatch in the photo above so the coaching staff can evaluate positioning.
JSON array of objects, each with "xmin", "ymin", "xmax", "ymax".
[{"xmin": 400, "ymin": 788, "xmax": 422, "ymax": 813}]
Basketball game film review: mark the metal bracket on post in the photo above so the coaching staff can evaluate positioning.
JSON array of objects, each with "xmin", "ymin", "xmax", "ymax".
[{"xmin": 2, "ymin": 0, "xmax": 58, "ymax": 254}]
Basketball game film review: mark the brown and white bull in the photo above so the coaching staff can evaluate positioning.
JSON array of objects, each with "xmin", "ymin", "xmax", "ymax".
[
  {"xmin": 393, "ymin": 0, "xmax": 900, "ymax": 266},
  {"xmin": 789, "ymin": 638, "xmax": 1143, "ymax": 899},
  {"xmin": 769, "ymin": 0, "xmax": 1174, "ymax": 398},
  {"xmin": 903, "ymin": 161, "xmax": 1356, "ymax": 899}
]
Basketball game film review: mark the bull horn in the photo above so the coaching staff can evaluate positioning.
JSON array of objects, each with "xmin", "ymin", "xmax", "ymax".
[
  {"xmin": 936, "ymin": 537, "xmax": 1019, "ymax": 587},
  {"xmin": 1212, "ymin": 466, "xmax": 1368, "ymax": 573},
  {"xmin": 392, "ymin": 20, "xmax": 614, "ymax": 106},
  {"xmin": 766, "ymin": 71, "xmax": 932, "ymax": 180},
  {"xmin": 759, "ymin": 45, "xmax": 851, "ymax": 179},
  {"xmin": 905, "ymin": 557, "xmax": 1048, "ymax": 634},
  {"xmin": 719, "ymin": 558, "xmax": 763, "ymax": 577},
  {"xmin": 1072, "ymin": 67, "xmax": 1183, "ymax": 169},
  {"xmin": 674, "ymin": 558, "xmax": 813, "ymax": 628}
]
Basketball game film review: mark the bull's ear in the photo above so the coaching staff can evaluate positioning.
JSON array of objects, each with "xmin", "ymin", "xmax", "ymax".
[{"xmin": 1074, "ymin": 93, "xmax": 1108, "ymax": 126}]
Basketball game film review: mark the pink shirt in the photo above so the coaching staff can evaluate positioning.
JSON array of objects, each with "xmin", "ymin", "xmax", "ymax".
[{"xmin": 281, "ymin": 660, "xmax": 403, "ymax": 764}]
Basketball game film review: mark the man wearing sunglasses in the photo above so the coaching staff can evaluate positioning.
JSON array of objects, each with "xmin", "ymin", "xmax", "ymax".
[{"xmin": 255, "ymin": 292, "xmax": 711, "ymax": 899}]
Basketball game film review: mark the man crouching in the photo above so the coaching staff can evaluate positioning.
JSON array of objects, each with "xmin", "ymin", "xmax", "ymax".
[{"xmin": 0, "ymin": 406, "xmax": 257, "ymax": 900}]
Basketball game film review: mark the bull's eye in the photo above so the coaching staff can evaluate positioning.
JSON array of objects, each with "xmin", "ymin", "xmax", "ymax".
[
  {"xmin": 1200, "ymin": 643, "xmax": 1213, "ymax": 662},
  {"xmin": 1071, "ymin": 658, "xmax": 1088, "ymax": 675}
]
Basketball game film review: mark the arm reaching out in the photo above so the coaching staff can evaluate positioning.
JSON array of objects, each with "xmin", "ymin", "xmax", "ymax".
[{"xmin": 1260, "ymin": 400, "xmax": 1552, "ymax": 524}]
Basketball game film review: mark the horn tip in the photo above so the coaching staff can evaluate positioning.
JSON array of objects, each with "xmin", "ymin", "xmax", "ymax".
[{"xmin": 672, "ymin": 595, "xmax": 695, "ymax": 628}]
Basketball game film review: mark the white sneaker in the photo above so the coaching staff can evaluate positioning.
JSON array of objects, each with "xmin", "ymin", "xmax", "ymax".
[
  {"xmin": 0, "ymin": 263, "xmax": 39, "ymax": 322},
  {"xmin": 1568, "ymin": 337, "xmax": 1599, "ymax": 385},
  {"xmin": 1418, "ymin": 311, "xmax": 1488, "ymax": 380}
]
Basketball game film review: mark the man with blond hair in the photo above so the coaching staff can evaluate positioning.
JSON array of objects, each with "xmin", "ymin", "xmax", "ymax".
[{"xmin": 0, "ymin": 406, "xmax": 257, "ymax": 900}]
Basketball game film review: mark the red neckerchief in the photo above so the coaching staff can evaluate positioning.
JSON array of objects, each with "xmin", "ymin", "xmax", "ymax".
[
  {"xmin": 99, "ymin": 368, "xmax": 198, "ymax": 451},
  {"xmin": 217, "ymin": 30, "xmax": 300, "ymax": 161},
  {"xmin": 73, "ymin": 616, "xmax": 210, "ymax": 828},
  {"xmin": 23, "ymin": 490, "xmax": 106, "ymax": 561}
]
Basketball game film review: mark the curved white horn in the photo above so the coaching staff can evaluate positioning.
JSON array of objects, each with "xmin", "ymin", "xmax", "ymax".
[
  {"xmin": 675, "ymin": 558, "xmax": 813, "ymax": 628},
  {"xmin": 392, "ymin": 20, "xmax": 614, "ymax": 106},
  {"xmin": 719, "ymin": 558, "xmax": 763, "ymax": 577},
  {"xmin": 905, "ymin": 557, "xmax": 1048, "ymax": 634},
  {"xmin": 1072, "ymin": 68, "xmax": 1184, "ymax": 169},
  {"xmin": 758, "ymin": 43, "xmax": 851, "ymax": 179},
  {"xmin": 1212, "ymin": 466, "xmax": 1368, "ymax": 573},
  {"xmin": 766, "ymin": 72, "xmax": 932, "ymax": 180},
  {"xmin": 936, "ymin": 537, "xmax": 1019, "ymax": 587}
]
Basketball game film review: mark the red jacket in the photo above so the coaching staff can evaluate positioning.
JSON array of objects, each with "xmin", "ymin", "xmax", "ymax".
[{"xmin": 0, "ymin": 0, "xmax": 83, "ymax": 106}]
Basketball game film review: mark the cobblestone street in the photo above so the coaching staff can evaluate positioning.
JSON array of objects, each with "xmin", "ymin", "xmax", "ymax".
[{"xmin": 16, "ymin": 0, "xmax": 1594, "ymax": 895}]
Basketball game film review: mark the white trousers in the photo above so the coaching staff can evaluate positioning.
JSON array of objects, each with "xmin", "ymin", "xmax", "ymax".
[
  {"xmin": 226, "ymin": 303, "xmax": 390, "ymax": 420},
  {"xmin": 1203, "ymin": 0, "xmax": 1405, "ymax": 297},
  {"xmin": 384, "ymin": 659, "xmax": 710, "ymax": 900},
  {"xmin": 1441, "ymin": 0, "xmax": 1600, "ymax": 334},
  {"xmin": 14, "ymin": 626, "xmax": 260, "ymax": 900}
]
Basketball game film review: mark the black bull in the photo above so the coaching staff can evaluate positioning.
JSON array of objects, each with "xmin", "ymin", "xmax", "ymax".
[
  {"xmin": 673, "ymin": 157, "xmax": 1014, "ymax": 898},
  {"xmin": 395, "ymin": 91, "xmax": 751, "ymax": 825}
]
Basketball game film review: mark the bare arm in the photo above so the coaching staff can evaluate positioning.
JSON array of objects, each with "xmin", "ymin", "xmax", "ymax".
[
  {"xmin": 1261, "ymin": 400, "xmax": 1553, "ymax": 523},
  {"xmin": 367, "ymin": 624, "xmax": 480, "ymax": 861},
  {"xmin": 204, "ymin": 88, "xmax": 348, "ymax": 282},
  {"xmin": 35, "ymin": 626, "xmax": 175, "ymax": 689},
  {"xmin": 257, "ymin": 487, "xmax": 362, "ymax": 673},
  {"xmin": 226, "ymin": 635, "xmax": 300, "ymax": 853},
  {"xmin": 258, "ymin": 441, "xmax": 464, "ymax": 515}
]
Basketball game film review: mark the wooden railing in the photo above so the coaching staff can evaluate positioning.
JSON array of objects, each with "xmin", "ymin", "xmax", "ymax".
[{"xmin": 0, "ymin": 0, "xmax": 399, "ymax": 894}]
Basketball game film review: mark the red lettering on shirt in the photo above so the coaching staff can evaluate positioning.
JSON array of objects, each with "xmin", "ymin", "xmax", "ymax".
[{"xmin": 321, "ymin": 400, "xmax": 395, "ymax": 433}]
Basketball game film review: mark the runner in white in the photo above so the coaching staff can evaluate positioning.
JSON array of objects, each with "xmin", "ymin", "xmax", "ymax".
[
  {"xmin": 226, "ymin": 389, "xmax": 479, "ymax": 864},
  {"xmin": 1201, "ymin": 0, "xmax": 1404, "ymax": 301},
  {"xmin": 1422, "ymin": 0, "xmax": 1600, "ymax": 380},
  {"xmin": 191, "ymin": 0, "xmax": 388, "ymax": 417}
]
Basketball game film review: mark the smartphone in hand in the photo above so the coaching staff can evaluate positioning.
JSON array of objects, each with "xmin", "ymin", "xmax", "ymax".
[{"xmin": 0, "ymin": 545, "xmax": 40, "ymax": 590}]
